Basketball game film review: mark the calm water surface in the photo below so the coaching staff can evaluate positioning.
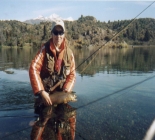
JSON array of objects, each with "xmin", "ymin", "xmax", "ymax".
[{"xmin": 0, "ymin": 46, "xmax": 155, "ymax": 140}]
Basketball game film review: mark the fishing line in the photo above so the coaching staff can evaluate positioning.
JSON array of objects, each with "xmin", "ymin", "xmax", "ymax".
[
  {"xmin": 1, "ymin": 1, "xmax": 155, "ymax": 139},
  {"xmin": 72, "ymin": 0, "xmax": 155, "ymax": 111},
  {"xmin": 0, "ymin": 107, "xmax": 34, "ymax": 112},
  {"xmin": 74, "ymin": 1, "xmax": 155, "ymax": 72},
  {"xmin": 0, "ymin": 1, "xmax": 154, "ymax": 113},
  {"xmin": 1, "ymin": 74, "xmax": 154, "ymax": 139},
  {"xmin": 80, "ymin": 49, "xmax": 100, "ymax": 74},
  {"xmin": 114, "ymin": 83, "xmax": 136, "ymax": 99},
  {"xmin": 76, "ymin": 74, "xmax": 155, "ymax": 109}
]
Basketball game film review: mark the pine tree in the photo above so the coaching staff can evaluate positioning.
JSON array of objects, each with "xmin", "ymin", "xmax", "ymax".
[{"xmin": 143, "ymin": 30, "xmax": 150, "ymax": 41}]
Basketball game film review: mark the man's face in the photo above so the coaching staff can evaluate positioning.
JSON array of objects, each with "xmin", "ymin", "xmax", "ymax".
[{"xmin": 52, "ymin": 25, "xmax": 64, "ymax": 48}]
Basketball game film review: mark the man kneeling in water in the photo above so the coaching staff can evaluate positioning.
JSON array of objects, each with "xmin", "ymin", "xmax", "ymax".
[{"xmin": 29, "ymin": 19, "xmax": 76, "ymax": 106}]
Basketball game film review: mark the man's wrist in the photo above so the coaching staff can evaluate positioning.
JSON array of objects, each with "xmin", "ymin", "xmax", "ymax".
[
  {"xmin": 63, "ymin": 88, "xmax": 68, "ymax": 92},
  {"xmin": 37, "ymin": 90, "xmax": 44, "ymax": 95}
]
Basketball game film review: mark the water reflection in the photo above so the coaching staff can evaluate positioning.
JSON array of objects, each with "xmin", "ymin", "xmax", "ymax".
[
  {"xmin": 0, "ymin": 46, "xmax": 155, "ymax": 75},
  {"xmin": 31, "ymin": 104, "xmax": 76, "ymax": 140},
  {"xmin": 0, "ymin": 47, "xmax": 35, "ymax": 71},
  {"xmin": 73, "ymin": 46, "xmax": 155, "ymax": 75},
  {"xmin": 0, "ymin": 46, "xmax": 155, "ymax": 140}
]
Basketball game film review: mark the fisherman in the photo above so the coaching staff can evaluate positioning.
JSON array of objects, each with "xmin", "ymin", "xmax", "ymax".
[{"xmin": 29, "ymin": 19, "xmax": 76, "ymax": 106}]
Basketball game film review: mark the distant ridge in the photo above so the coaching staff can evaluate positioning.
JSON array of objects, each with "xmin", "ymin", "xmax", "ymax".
[
  {"xmin": 1, "ymin": 16, "xmax": 155, "ymax": 47},
  {"xmin": 24, "ymin": 13, "xmax": 74, "ymax": 24}
]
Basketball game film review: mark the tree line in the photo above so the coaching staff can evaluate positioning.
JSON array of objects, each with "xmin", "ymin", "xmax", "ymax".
[{"xmin": 0, "ymin": 16, "xmax": 155, "ymax": 47}]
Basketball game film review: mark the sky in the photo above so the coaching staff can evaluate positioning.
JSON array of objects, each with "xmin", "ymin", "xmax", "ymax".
[{"xmin": 0, "ymin": 0, "xmax": 155, "ymax": 22}]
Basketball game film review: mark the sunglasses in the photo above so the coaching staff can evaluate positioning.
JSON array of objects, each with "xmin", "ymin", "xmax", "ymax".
[{"xmin": 52, "ymin": 30, "xmax": 64, "ymax": 36}]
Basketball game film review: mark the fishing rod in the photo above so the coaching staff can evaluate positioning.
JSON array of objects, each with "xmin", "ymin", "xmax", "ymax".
[
  {"xmin": 75, "ymin": 1, "xmax": 155, "ymax": 73},
  {"xmin": 0, "ymin": 0, "xmax": 154, "ymax": 117},
  {"xmin": 74, "ymin": 1, "xmax": 155, "ymax": 109},
  {"xmin": 80, "ymin": 49, "xmax": 100, "ymax": 74},
  {"xmin": 1, "ymin": 2, "xmax": 155, "ymax": 139}
]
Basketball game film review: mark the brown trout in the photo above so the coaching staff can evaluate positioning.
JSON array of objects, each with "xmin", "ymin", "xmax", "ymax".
[{"xmin": 35, "ymin": 91, "xmax": 77, "ymax": 106}]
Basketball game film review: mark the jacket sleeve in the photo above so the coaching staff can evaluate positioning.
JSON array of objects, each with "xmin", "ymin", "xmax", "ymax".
[
  {"xmin": 29, "ymin": 46, "xmax": 46, "ymax": 95},
  {"xmin": 63, "ymin": 53, "xmax": 76, "ymax": 92}
]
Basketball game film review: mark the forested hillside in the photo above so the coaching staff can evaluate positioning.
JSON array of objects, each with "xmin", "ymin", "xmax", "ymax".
[
  {"xmin": 107, "ymin": 18, "xmax": 155, "ymax": 45},
  {"xmin": 0, "ymin": 16, "xmax": 155, "ymax": 48}
]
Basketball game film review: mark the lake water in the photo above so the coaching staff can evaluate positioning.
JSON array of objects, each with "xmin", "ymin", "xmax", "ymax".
[{"xmin": 0, "ymin": 45, "xmax": 155, "ymax": 140}]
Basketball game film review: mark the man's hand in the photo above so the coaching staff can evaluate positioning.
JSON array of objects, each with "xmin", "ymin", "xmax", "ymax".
[{"xmin": 40, "ymin": 91, "xmax": 52, "ymax": 106}]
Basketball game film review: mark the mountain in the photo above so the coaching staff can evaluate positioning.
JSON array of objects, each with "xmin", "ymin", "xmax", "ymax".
[{"xmin": 24, "ymin": 13, "xmax": 74, "ymax": 24}]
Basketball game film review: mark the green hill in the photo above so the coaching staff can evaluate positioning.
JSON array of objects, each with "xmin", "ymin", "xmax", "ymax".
[{"xmin": 0, "ymin": 16, "xmax": 155, "ymax": 48}]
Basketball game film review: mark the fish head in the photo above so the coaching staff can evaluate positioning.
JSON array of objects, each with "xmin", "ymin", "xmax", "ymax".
[{"xmin": 69, "ymin": 93, "xmax": 77, "ymax": 102}]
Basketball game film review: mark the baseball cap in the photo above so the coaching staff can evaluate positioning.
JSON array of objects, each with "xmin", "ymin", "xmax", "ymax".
[{"xmin": 51, "ymin": 19, "xmax": 65, "ymax": 32}]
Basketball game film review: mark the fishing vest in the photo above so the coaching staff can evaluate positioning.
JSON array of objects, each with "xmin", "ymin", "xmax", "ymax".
[{"xmin": 40, "ymin": 40, "xmax": 73, "ymax": 92}]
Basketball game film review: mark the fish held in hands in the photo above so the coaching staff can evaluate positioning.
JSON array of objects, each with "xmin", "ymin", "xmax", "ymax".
[{"xmin": 35, "ymin": 91, "xmax": 77, "ymax": 106}]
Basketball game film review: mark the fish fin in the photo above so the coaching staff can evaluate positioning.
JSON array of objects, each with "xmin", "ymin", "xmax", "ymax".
[{"xmin": 64, "ymin": 98, "xmax": 68, "ymax": 104}]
